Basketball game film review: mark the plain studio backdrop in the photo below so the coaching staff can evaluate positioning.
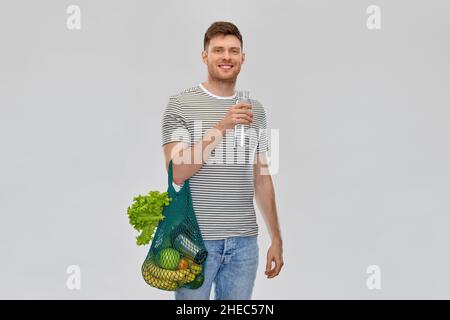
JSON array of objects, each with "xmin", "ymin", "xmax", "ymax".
[{"xmin": 1, "ymin": 0, "xmax": 449, "ymax": 299}]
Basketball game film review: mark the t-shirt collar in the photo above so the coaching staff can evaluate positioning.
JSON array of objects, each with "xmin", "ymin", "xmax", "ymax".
[{"xmin": 199, "ymin": 83, "xmax": 237, "ymax": 100}]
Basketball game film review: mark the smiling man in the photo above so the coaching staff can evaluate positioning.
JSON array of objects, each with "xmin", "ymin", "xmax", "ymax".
[{"xmin": 161, "ymin": 21, "xmax": 283, "ymax": 300}]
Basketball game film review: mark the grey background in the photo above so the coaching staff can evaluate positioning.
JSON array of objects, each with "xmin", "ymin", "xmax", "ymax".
[{"xmin": 1, "ymin": 0, "xmax": 449, "ymax": 299}]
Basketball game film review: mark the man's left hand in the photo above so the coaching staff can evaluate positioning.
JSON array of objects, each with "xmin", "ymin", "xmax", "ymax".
[{"xmin": 265, "ymin": 241, "xmax": 284, "ymax": 279}]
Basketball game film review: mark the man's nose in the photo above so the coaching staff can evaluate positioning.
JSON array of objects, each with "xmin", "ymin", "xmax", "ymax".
[{"xmin": 222, "ymin": 51, "xmax": 231, "ymax": 60}]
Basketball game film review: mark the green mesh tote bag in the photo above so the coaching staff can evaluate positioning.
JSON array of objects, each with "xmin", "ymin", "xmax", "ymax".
[{"xmin": 141, "ymin": 159, "xmax": 208, "ymax": 291}]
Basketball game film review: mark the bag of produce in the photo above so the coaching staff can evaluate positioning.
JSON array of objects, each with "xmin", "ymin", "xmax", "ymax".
[{"xmin": 127, "ymin": 159, "xmax": 207, "ymax": 291}]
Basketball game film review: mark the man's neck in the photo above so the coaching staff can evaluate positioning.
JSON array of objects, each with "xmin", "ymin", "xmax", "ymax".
[{"xmin": 201, "ymin": 80, "xmax": 236, "ymax": 98}]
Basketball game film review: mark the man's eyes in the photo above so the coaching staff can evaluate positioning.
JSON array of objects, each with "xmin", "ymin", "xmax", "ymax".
[{"xmin": 214, "ymin": 49, "xmax": 240, "ymax": 54}]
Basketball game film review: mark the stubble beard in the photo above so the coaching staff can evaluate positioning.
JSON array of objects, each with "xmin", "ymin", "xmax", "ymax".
[{"xmin": 207, "ymin": 63, "xmax": 240, "ymax": 84}]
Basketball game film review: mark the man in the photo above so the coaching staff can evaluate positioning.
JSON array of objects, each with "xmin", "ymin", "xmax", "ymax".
[{"xmin": 161, "ymin": 21, "xmax": 283, "ymax": 300}]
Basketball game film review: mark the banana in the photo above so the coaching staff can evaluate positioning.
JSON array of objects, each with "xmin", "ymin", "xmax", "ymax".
[
  {"xmin": 142, "ymin": 261, "xmax": 190, "ymax": 282},
  {"xmin": 142, "ymin": 274, "xmax": 178, "ymax": 291},
  {"xmin": 190, "ymin": 263, "xmax": 202, "ymax": 275},
  {"xmin": 181, "ymin": 272, "xmax": 196, "ymax": 284}
]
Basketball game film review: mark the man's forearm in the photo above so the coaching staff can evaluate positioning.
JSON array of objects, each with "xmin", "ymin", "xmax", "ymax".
[
  {"xmin": 171, "ymin": 123, "xmax": 226, "ymax": 184},
  {"xmin": 255, "ymin": 175, "xmax": 282, "ymax": 243}
]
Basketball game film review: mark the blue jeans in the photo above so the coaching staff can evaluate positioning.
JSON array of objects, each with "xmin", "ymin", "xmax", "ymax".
[{"xmin": 174, "ymin": 235, "xmax": 259, "ymax": 300}]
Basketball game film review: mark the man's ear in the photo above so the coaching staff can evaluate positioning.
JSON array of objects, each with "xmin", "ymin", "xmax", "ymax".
[
  {"xmin": 201, "ymin": 50, "xmax": 208, "ymax": 64},
  {"xmin": 241, "ymin": 52, "xmax": 246, "ymax": 65}
]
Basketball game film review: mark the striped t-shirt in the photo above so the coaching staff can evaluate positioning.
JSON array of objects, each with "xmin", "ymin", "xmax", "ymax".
[{"xmin": 161, "ymin": 84, "xmax": 269, "ymax": 240}]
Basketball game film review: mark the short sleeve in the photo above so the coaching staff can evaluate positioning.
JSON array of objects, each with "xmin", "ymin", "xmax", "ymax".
[
  {"xmin": 256, "ymin": 105, "xmax": 270, "ymax": 154},
  {"xmin": 161, "ymin": 96, "xmax": 191, "ymax": 146}
]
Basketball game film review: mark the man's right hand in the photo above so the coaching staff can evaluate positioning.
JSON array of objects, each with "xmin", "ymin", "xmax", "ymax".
[{"xmin": 217, "ymin": 102, "xmax": 253, "ymax": 132}]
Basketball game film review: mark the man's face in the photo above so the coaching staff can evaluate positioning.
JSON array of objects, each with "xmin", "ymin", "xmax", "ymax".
[{"xmin": 202, "ymin": 34, "xmax": 245, "ymax": 82}]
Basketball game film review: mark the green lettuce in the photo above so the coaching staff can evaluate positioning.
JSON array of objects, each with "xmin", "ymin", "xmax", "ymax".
[{"xmin": 127, "ymin": 190, "xmax": 171, "ymax": 246}]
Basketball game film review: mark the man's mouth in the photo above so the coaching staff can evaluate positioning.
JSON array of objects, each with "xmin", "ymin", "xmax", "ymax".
[{"xmin": 218, "ymin": 64, "xmax": 233, "ymax": 71}]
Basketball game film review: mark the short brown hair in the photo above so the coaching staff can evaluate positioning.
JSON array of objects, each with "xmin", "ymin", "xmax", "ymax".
[{"xmin": 203, "ymin": 21, "xmax": 243, "ymax": 51}]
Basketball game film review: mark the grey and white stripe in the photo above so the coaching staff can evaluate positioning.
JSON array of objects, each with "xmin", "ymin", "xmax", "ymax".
[{"xmin": 161, "ymin": 84, "xmax": 269, "ymax": 240}]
